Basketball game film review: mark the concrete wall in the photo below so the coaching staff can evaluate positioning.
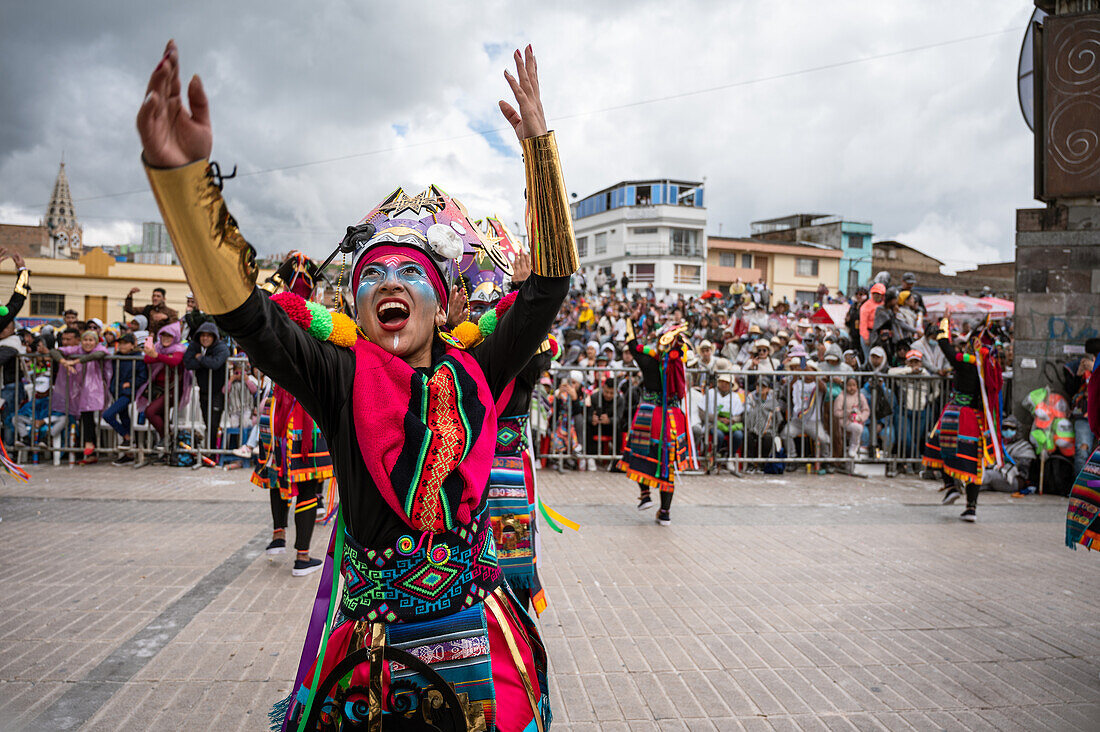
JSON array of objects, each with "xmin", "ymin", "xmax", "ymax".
[
  {"xmin": 1013, "ymin": 205, "xmax": 1100, "ymax": 421},
  {"xmin": 772, "ymin": 255, "xmax": 841, "ymax": 304},
  {"xmin": 0, "ymin": 249, "xmax": 275, "ymax": 324}
]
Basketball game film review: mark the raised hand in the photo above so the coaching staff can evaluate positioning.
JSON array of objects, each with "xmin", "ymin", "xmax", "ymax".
[
  {"xmin": 511, "ymin": 249, "xmax": 532, "ymax": 284},
  {"xmin": 446, "ymin": 283, "xmax": 468, "ymax": 328},
  {"xmin": 136, "ymin": 40, "xmax": 212, "ymax": 168},
  {"xmin": 499, "ymin": 45, "xmax": 548, "ymax": 142}
]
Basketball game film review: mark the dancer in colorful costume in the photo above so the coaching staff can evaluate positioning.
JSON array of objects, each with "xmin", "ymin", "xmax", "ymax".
[
  {"xmin": 922, "ymin": 318, "xmax": 1004, "ymax": 522},
  {"xmin": 455, "ymin": 221, "xmax": 565, "ymax": 615},
  {"xmin": 1067, "ymin": 355, "xmax": 1100, "ymax": 550},
  {"xmin": 618, "ymin": 320, "xmax": 692, "ymax": 525},
  {"xmin": 253, "ymin": 252, "xmax": 335, "ymax": 576},
  {"xmin": 138, "ymin": 41, "xmax": 572, "ymax": 731}
]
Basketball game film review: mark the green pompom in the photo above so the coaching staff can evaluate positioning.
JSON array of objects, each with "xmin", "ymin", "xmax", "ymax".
[
  {"xmin": 477, "ymin": 309, "xmax": 498, "ymax": 337},
  {"xmin": 0, "ymin": 306, "xmax": 8, "ymax": 317},
  {"xmin": 305, "ymin": 301, "xmax": 333, "ymax": 341}
]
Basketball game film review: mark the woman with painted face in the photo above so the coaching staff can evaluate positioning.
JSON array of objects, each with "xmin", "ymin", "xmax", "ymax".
[{"xmin": 138, "ymin": 41, "xmax": 572, "ymax": 731}]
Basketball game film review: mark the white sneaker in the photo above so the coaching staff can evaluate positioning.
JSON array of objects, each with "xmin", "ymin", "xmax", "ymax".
[
  {"xmin": 233, "ymin": 445, "xmax": 252, "ymax": 459},
  {"xmin": 586, "ymin": 458, "xmax": 597, "ymax": 471}
]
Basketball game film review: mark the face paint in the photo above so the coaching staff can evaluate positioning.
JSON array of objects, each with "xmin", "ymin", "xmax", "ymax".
[
  {"xmin": 356, "ymin": 252, "xmax": 442, "ymax": 367},
  {"xmin": 356, "ymin": 255, "xmax": 436, "ymax": 310}
]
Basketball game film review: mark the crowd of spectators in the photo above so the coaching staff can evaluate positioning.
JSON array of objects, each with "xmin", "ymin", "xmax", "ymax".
[
  {"xmin": 0, "ymin": 279, "xmax": 263, "ymax": 467},
  {"xmin": 534, "ymin": 271, "xmax": 1017, "ymax": 478},
  {"xmin": 6, "ymin": 261, "xmax": 1076, "ymax": 492}
]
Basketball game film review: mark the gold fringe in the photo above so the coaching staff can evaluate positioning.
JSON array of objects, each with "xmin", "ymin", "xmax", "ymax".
[{"xmin": 521, "ymin": 133, "xmax": 577, "ymax": 278}]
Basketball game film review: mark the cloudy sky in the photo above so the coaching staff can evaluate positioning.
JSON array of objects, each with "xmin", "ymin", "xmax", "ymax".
[{"xmin": 1, "ymin": 1, "xmax": 1038, "ymax": 272}]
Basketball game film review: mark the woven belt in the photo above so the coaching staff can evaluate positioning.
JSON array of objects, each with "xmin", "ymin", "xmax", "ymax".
[
  {"xmin": 641, "ymin": 390, "xmax": 680, "ymax": 409},
  {"xmin": 339, "ymin": 509, "xmax": 503, "ymax": 623}
]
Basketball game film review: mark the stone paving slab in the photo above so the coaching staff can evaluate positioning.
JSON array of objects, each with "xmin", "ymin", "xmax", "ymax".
[{"xmin": 0, "ymin": 464, "xmax": 1097, "ymax": 730}]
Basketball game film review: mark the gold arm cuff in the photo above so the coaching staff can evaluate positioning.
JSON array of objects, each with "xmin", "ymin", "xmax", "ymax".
[
  {"xmin": 259, "ymin": 274, "xmax": 282, "ymax": 294},
  {"xmin": 13, "ymin": 268, "xmax": 29, "ymax": 297},
  {"xmin": 521, "ymin": 132, "xmax": 577, "ymax": 278},
  {"xmin": 143, "ymin": 158, "xmax": 257, "ymax": 314}
]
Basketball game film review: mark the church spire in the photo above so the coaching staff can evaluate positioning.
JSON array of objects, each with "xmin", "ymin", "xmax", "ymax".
[
  {"xmin": 46, "ymin": 161, "xmax": 76, "ymax": 232},
  {"xmin": 44, "ymin": 159, "xmax": 82, "ymax": 257}
]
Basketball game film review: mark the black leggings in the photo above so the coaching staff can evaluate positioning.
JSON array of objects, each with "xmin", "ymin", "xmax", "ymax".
[
  {"xmin": 965, "ymin": 482, "xmax": 980, "ymax": 509},
  {"xmin": 945, "ymin": 475, "xmax": 981, "ymax": 508},
  {"xmin": 270, "ymin": 479, "xmax": 320, "ymax": 552},
  {"xmin": 79, "ymin": 411, "xmax": 97, "ymax": 447}
]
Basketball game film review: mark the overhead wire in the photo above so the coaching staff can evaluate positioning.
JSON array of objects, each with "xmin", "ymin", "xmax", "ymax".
[{"xmin": 13, "ymin": 24, "xmax": 1024, "ymax": 213}]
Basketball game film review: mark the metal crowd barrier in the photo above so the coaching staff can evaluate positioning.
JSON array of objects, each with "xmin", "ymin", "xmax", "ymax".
[
  {"xmin": 5, "ymin": 352, "xmax": 261, "ymax": 468},
  {"xmin": 533, "ymin": 364, "xmax": 960, "ymax": 475},
  {"xmin": 0, "ymin": 348, "xmax": 997, "ymax": 477}
]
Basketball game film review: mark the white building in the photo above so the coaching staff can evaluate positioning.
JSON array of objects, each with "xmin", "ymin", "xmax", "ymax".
[{"xmin": 570, "ymin": 179, "xmax": 706, "ymax": 297}]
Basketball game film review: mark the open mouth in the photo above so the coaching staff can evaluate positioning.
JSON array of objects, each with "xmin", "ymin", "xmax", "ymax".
[{"xmin": 375, "ymin": 298, "xmax": 410, "ymax": 331}]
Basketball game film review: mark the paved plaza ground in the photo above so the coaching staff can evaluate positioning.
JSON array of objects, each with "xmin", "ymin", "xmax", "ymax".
[{"xmin": 0, "ymin": 463, "xmax": 1098, "ymax": 731}]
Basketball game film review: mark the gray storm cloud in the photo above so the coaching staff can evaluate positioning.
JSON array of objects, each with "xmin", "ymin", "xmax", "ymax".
[{"xmin": 1, "ymin": 0, "xmax": 1037, "ymax": 271}]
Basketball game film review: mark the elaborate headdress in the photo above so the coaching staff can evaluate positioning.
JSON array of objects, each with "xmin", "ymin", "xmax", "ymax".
[
  {"xmin": 345, "ymin": 186, "xmax": 490, "ymax": 313},
  {"xmin": 462, "ymin": 216, "xmax": 524, "ymax": 307},
  {"xmin": 279, "ymin": 251, "xmax": 323, "ymax": 300}
]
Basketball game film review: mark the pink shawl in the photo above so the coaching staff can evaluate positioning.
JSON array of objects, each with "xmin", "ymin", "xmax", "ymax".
[{"xmin": 352, "ymin": 339, "xmax": 497, "ymax": 533}]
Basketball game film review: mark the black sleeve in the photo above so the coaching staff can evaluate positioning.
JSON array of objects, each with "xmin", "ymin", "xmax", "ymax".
[
  {"xmin": 0, "ymin": 288, "xmax": 26, "ymax": 334},
  {"xmin": 214, "ymin": 289, "xmax": 355, "ymax": 430},
  {"xmin": 937, "ymin": 336, "xmax": 957, "ymax": 363},
  {"xmin": 471, "ymin": 274, "xmax": 569, "ymax": 398}
]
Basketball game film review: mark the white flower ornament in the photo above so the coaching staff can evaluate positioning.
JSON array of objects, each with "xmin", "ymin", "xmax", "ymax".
[{"xmin": 427, "ymin": 223, "xmax": 464, "ymax": 260}]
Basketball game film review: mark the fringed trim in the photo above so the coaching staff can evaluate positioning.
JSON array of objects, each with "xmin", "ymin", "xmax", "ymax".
[
  {"xmin": 505, "ymin": 571, "xmax": 534, "ymax": 590},
  {"xmin": 624, "ymin": 469, "xmax": 675, "ymax": 493},
  {"xmin": 286, "ymin": 465, "xmax": 334, "ymax": 482},
  {"xmin": 942, "ymin": 465, "xmax": 981, "ymax": 486},
  {"xmin": 268, "ymin": 692, "xmax": 292, "ymax": 731}
]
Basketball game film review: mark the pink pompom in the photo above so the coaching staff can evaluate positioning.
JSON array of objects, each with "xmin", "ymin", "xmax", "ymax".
[
  {"xmin": 495, "ymin": 291, "xmax": 519, "ymax": 317},
  {"xmin": 271, "ymin": 292, "xmax": 312, "ymax": 329}
]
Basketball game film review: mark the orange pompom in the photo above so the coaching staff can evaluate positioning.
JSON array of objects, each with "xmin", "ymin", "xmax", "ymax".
[
  {"xmin": 451, "ymin": 321, "xmax": 483, "ymax": 349},
  {"xmin": 328, "ymin": 312, "xmax": 359, "ymax": 348}
]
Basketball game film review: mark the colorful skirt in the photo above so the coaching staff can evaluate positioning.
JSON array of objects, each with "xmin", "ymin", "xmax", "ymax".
[
  {"xmin": 617, "ymin": 397, "xmax": 690, "ymax": 492},
  {"xmin": 923, "ymin": 400, "xmax": 986, "ymax": 485},
  {"xmin": 276, "ymin": 512, "xmax": 551, "ymax": 732},
  {"xmin": 1067, "ymin": 444, "xmax": 1100, "ymax": 551},
  {"xmin": 488, "ymin": 415, "xmax": 546, "ymax": 614},
  {"xmin": 252, "ymin": 400, "xmax": 334, "ymax": 500}
]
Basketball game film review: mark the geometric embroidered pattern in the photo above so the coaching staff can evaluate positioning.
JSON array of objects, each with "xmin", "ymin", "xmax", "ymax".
[
  {"xmin": 407, "ymin": 364, "xmax": 469, "ymax": 532},
  {"xmin": 339, "ymin": 508, "xmax": 502, "ymax": 623},
  {"xmin": 495, "ymin": 415, "xmax": 529, "ymax": 454}
]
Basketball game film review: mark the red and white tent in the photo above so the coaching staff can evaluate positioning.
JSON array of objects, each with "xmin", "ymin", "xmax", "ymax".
[
  {"xmin": 810, "ymin": 304, "xmax": 850, "ymax": 326},
  {"xmin": 924, "ymin": 294, "xmax": 1014, "ymax": 319}
]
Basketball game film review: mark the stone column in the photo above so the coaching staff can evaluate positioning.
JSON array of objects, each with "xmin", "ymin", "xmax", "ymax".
[{"xmin": 1013, "ymin": 1, "xmax": 1100, "ymax": 419}]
